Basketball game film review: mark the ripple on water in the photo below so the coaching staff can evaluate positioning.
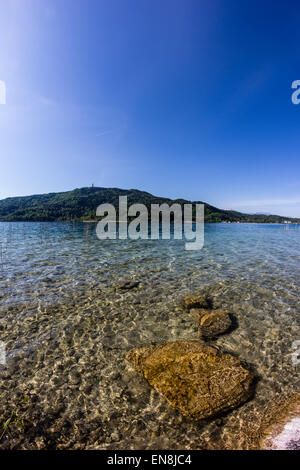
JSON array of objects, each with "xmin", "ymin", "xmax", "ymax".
[{"xmin": 0, "ymin": 222, "xmax": 299, "ymax": 449}]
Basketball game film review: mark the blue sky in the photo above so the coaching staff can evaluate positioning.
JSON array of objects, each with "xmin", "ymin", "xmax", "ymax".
[{"xmin": 0, "ymin": 0, "xmax": 300, "ymax": 216}]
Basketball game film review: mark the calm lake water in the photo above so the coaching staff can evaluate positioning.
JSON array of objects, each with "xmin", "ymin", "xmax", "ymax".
[{"xmin": 0, "ymin": 222, "xmax": 299, "ymax": 449}]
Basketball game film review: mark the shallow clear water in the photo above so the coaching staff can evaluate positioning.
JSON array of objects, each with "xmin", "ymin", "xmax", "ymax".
[{"xmin": 0, "ymin": 222, "xmax": 299, "ymax": 449}]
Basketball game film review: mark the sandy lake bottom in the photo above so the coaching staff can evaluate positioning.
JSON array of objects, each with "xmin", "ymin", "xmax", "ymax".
[{"xmin": 0, "ymin": 222, "xmax": 299, "ymax": 449}]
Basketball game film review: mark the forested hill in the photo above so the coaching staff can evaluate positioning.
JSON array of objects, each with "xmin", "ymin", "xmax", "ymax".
[{"xmin": 0, "ymin": 187, "xmax": 299, "ymax": 223}]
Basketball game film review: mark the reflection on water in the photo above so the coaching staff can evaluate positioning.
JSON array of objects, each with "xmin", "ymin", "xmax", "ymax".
[{"xmin": 0, "ymin": 222, "xmax": 299, "ymax": 449}]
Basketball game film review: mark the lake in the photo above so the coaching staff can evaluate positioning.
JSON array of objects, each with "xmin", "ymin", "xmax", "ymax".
[{"xmin": 0, "ymin": 222, "xmax": 299, "ymax": 449}]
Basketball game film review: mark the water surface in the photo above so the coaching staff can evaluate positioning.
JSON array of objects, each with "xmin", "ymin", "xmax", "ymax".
[{"xmin": 0, "ymin": 222, "xmax": 299, "ymax": 449}]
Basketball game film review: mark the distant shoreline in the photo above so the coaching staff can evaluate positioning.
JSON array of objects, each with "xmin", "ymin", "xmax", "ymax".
[
  {"xmin": 0, "ymin": 220, "xmax": 299, "ymax": 225},
  {"xmin": 0, "ymin": 187, "xmax": 299, "ymax": 224}
]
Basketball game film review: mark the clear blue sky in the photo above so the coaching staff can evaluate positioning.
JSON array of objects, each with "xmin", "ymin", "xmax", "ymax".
[{"xmin": 0, "ymin": 0, "xmax": 300, "ymax": 216}]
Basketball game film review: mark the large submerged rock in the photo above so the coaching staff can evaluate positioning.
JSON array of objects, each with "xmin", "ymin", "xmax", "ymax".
[{"xmin": 126, "ymin": 340, "xmax": 254, "ymax": 420}]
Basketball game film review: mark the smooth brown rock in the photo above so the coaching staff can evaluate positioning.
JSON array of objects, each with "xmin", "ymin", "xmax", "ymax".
[
  {"xmin": 126, "ymin": 340, "xmax": 254, "ymax": 420},
  {"xmin": 184, "ymin": 295, "xmax": 210, "ymax": 310},
  {"xmin": 199, "ymin": 310, "xmax": 232, "ymax": 339}
]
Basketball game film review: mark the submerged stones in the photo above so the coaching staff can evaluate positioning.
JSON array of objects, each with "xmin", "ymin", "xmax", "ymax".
[
  {"xmin": 184, "ymin": 295, "xmax": 211, "ymax": 310},
  {"xmin": 199, "ymin": 310, "xmax": 232, "ymax": 339},
  {"xmin": 116, "ymin": 280, "xmax": 140, "ymax": 290},
  {"xmin": 189, "ymin": 308, "xmax": 207, "ymax": 322},
  {"xmin": 186, "ymin": 294, "xmax": 233, "ymax": 339},
  {"xmin": 126, "ymin": 340, "xmax": 254, "ymax": 421},
  {"xmin": 126, "ymin": 291, "xmax": 254, "ymax": 422}
]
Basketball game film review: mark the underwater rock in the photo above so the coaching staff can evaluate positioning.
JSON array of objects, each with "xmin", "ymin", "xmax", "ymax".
[
  {"xmin": 126, "ymin": 340, "xmax": 254, "ymax": 420},
  {"xmin": 199, "ymin": 310, "xmax": 232, "ymax": 339},
  {"xmin": 184, "ymin": 295, "xmax": 210, "ymax": 310},
  {"xmin": 189, "ymin": 307, "xmax": 232, "ymax": 339},
  {"xmin": 189, "ymin": 308, "xmax": 208, "ymax": 322},
  {"xmin": 116, "ymin": 280, "xmax": 140, "ymax": 290}
]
